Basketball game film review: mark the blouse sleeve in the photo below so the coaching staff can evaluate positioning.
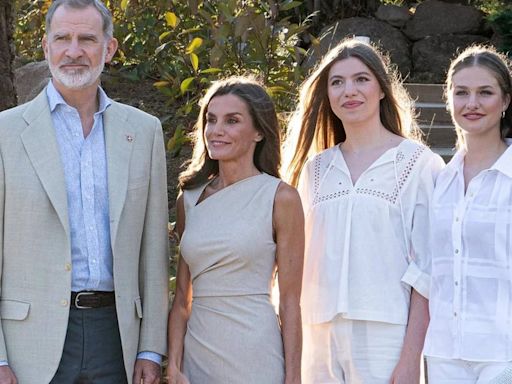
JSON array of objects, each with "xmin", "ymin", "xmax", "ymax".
[{"xmin": 401, "ymin": 151, "xmax": 445, "ymax": 298}]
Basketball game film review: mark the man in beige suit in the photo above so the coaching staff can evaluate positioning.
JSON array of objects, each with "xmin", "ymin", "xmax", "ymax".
[{"xmin": 0, "ymin": 0, "xmax": 168, "ymax": 383}]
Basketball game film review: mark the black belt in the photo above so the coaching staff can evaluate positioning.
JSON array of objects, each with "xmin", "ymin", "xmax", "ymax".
[{"xmin": 71, "ymin": 291, "xmax": 116, "ymax": 309}]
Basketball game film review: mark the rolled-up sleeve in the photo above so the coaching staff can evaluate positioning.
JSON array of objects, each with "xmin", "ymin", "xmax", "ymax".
[{"xmin": 401, "ymin": 153, "xmax": 445, "ymax": 298}]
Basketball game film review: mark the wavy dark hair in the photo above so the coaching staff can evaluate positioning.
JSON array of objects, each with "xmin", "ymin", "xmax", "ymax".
[
  {"xmin": 283, "ymin": 38, "xmax": 419, "ymax": 187},
  {"xmin": 179, "ymin": 76, "xmax": 281, "ymax": 190},
  {"xmin": 445, "ymin": 45, "xmax": 512, "ymax": 148}
]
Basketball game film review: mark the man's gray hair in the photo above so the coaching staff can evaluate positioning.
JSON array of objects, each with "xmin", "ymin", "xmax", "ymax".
[{"xmin": 46, "ymin": 0, "xmax": 114, "ymax": 38}]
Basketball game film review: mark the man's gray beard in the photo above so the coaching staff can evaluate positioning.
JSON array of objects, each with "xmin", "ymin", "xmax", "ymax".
[
  {"xmin": 50, "ymin": 61, "xmax": 105, "ymax": 90},
  {"xmin": 48, "ymin": 45, "xmax": 107, "ymax": 90}
]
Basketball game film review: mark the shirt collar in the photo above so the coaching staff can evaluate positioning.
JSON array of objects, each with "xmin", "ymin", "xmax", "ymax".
[
  {"xmin": 46, "ymin": 79, "xmax": 112, "ymax": 114},
  {"xmin": 490, "ymin": 138, "xmax": 512, "ymax": 178},
  {"xmin": 444, "ymin": 138, "xmax": 512, "ymax": 179}
]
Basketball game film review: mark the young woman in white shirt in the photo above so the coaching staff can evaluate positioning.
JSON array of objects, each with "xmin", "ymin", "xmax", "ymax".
[
  {"xmin": 283, "ymin": 38, "xmax": 444, "ymax": 383},
  {"xmin": 424, "ymin": 46, "xmax": 512, "ymax": 383}
]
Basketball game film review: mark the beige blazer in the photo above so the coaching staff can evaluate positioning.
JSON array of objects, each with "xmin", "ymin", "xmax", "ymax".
[{"xmin": 0, "ymin": 89, "xmax": 169, "ymax": 384}]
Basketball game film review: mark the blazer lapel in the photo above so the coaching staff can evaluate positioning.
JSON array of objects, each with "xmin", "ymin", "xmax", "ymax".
[
  {"xmin": 103, "ymin": 103, "xmax": 135, "ymax": 244},
  {"xmin": 20, "ymin": 89, "xmax": 70, "ymax": 237}
]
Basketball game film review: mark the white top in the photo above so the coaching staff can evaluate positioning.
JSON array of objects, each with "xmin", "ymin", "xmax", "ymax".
[
  {"xmin": 424, "ymin": 141, "xmax": 512, "ymax": 362},
  {"xmin": 298, "ymin": 139, "xmax": 444, "ymax": 325}
]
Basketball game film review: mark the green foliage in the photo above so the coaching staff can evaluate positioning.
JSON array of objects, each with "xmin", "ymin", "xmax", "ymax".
[
  {"xmin": 15, "ymin": 0, "xmax": 50, "ymax": 63},
  {"xmin": 167, "ymin": 125, "xmax": 191, "ymax": 158},
  {"xmin": 108, "ymin": 0, "xmax": 171, "ymax": 78},
  {"xmin": 151, "ymin": 0, "xmax": 312, "ymax": 119},
  {"xmin": 485, "ymin": 2, "xmax": 512, "ymax": 54}
]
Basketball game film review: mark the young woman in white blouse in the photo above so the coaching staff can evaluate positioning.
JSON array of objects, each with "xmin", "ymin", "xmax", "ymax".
[
  {"xmin": 283, "ymin": 38, "xmax": 444, "ymax": 383},
  {"xmin": 424, "ymin": 46, "xmax": 512, "ymax": 383}
]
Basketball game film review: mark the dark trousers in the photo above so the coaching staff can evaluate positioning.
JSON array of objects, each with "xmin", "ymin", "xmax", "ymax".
[{"xmin": 50, "ymin": 306, "xmax": 128, "ymax": 384}]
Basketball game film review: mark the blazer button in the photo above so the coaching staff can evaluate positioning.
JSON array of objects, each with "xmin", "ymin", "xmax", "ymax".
[
  {"xmin": 65, "ymin": 263, "xmax": 72, "ymax": 272},
  {"xmin": 61, "ymin": 300, "xmax": 68, "ymax": 307}
]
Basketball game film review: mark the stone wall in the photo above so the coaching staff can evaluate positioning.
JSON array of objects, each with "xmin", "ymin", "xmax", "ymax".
[{"xmin": 305, "ymin": 0, "xmax": 495, "ymax": 83}]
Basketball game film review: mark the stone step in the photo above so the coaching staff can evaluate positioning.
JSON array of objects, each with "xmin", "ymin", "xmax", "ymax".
[
  {"xmin": 405, "ymin": 83, "xmax": 445, "ymax": 103},
  {"xmin": 415, "ymin": 103, "xmax": 452, "ymax": 125},
  {"xmin": 419, "ymin": 123, "xmax": 456, "ymax": 149},
  {"xmin": 431, "ymin": 146, "xmax": 456, "ymax": 162},
  {"xmin": 405, "ymin": 83, "xmax": 455, "ymax": 161}
]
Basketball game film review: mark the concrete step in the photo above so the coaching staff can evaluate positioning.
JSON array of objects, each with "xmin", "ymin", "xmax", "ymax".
[
  {"xmin": 431, "ymin": 146, "xmax": 455, "ymax": 162},
  {"xmin": 415, "ymin": 104, "xmax": 452, "ymax": 125},
  {"xmin": 405, "ymin": 83, "xmax": 445, "ymax": 103},
  {"xmin": 419, "ymin": 123, "xmax": 456, "ymax": 149},
  {"xmin": 405, "ymin": 83, "xmax": 455, "ymax": 161}
]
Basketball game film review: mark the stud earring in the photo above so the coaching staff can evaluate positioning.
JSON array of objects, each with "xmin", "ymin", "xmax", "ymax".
[{"xmin": 503, "ymin": 110, "xmax": 506, "ymax": 119}]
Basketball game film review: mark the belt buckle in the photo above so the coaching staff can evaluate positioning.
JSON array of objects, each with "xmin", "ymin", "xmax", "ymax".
[{"xmin": 74, "ymin": 291, "xmax": 95, "ymax": 309}]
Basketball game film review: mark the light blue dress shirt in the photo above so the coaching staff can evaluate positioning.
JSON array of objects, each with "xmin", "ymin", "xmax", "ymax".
[{"xmin": 45, "ymin": 81, "xmax": 160, "ymax": 365}]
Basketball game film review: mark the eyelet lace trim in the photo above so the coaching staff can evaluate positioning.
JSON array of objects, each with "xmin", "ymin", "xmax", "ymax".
[{"xmin": 312, "ymin": 146, "xmax": 426, "ymax": 205}]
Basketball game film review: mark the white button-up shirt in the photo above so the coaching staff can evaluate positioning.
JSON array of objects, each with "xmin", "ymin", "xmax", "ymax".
[
  {"xmin": 424, "ymin": 141, "xmax": 512, "ymax": 362},
  {"xmin": 299, "ymin": 139, "xmax": 444, "ymax": 325}
]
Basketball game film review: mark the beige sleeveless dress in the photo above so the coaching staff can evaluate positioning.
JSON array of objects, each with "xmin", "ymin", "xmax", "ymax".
[{"xmin": 180, "ymin": 173, "xmax": 285, "ymax": 383}]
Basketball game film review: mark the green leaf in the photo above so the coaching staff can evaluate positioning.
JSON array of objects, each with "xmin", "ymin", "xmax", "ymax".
[
  {"xmin": 200, "ymin": 67, "xmax": 222, "ymax": 74},
  {"xmin": 267, "ymin": 86, "xmax": 287, "ymax": 96},
  {"xmin": 186, "ymin": 37, "xmax": 203, "ymax": 54},
  {"xmin": 279, "ymin": 0, "xmax": 302, "ymax": 11},
  {"xmin": 167, "ymin": 126, "xmax": 191, "ymax": 157},
  {"xmin": 169, "ymin": 276, "xmax": 176, "ymax": 292},
  {"xmin": 120, "ymin": 0, "xmax": 129, "ymax": 11},
  {"xmin": 190, "ymin": 53, "xmax": 199, "ymax": 71},
  {"xmin": 180, "ymin": 77, "xmax": 195, "ymax": 94},
  {"xmin": 165, "ymin": 12, "xmax": 178, "ymax": 27},
  {"xmin": 159, "ymin": 31, "xmax": 171, "ymax": 42},
  {"xmin": 153, "ymin": 80, "xmax": 170, "ymax": 88}
]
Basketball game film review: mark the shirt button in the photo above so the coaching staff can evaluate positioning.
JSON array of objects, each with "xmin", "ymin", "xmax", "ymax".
[
  {"xmin": 61, "ymin": 300, "xmax": 68, "ymax": 307},
  {"xmin": 454, "ymin": 312, "xmax": 457, "ymax": 317},
  {"xmin": 65, "ymin": 263, "xmax": 71, "ymax": 271},
  {"xmin": 455, "ymin": 217, "xmax": 459, "ymax": 222},
  {"xmin": 454, "ymin": 281, "xmax": 459, "ymax": 286},
  {"xmin": 455, "ymin": 249, "xmax": 459, "ymax": 254}
]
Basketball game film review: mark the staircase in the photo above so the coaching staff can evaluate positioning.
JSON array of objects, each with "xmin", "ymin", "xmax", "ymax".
[{"xmin": 405, "ymin": 83, "xmax": 456, "ymax": 161}]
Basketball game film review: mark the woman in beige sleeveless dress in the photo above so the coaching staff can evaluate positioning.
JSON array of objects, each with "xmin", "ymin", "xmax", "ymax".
[{"xmin": 166, "ymin": 77, "xmax": 304, "ymax": 384}]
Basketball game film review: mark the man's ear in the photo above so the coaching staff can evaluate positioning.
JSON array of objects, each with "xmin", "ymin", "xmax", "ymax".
[
  {"xmin": 42, "ymin": 35, "xmax": 49, "ymax": 60},
  {"xmin": 104, "ymin": 37, "xmax": 118, "ymax": 64}
]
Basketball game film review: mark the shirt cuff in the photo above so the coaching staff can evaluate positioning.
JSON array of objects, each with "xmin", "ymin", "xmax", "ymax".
[
  {"xmin": 401, "ymin": 260, "xmax": 430, "ymax": 299},
  {"xmin": 0, "ymin": 360, "xmax": 8, "ymax": 367},
  {"xmin": 136, "ymin": 352, "xmax": 162, "ymax": 366}
]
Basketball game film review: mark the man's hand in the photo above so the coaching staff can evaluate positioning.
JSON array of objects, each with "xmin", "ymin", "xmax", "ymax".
[
  {"xmin": 133, "ymin": 359, "xmax": 161, "ymax": 384},
  {"xmin": 0, "ymin": 366, "xmax": 17, "ymax": 384}
]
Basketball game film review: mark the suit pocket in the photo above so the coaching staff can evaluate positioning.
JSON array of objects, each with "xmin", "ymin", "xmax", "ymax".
[
  {"xmin": 134, "ymin": 297, "xmax": 143, "ymax": 319},
  {"xmin": 0, "ymin": 299, "xmax": 30, "ymax": 320}
]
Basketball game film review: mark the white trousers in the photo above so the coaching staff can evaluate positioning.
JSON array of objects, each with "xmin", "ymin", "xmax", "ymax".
[
  {"xmin": 427, "ymin": 357, "xmax": 512, "ymax": 384},
  {"xmin": 302, "ymin": 316, "xmax": 407, "ymax": 384}
]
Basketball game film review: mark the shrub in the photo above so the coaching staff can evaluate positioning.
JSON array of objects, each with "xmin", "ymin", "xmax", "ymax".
[
  {"xmin": 485, "ymin": 2, "xmax": 512, "ymax": 54},
  {"xmin": 151, "ymin": 0, "xmax": 312, "ymax": 119}
]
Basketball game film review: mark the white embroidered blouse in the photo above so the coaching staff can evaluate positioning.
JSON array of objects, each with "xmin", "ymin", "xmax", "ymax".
[
  {"xmin": 424, "ymin": 142, "xmax": 512, "ymax": 362},
  {"xmin": 298, "ymin": 139, "xmax": 444, "ymax": 325}
]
